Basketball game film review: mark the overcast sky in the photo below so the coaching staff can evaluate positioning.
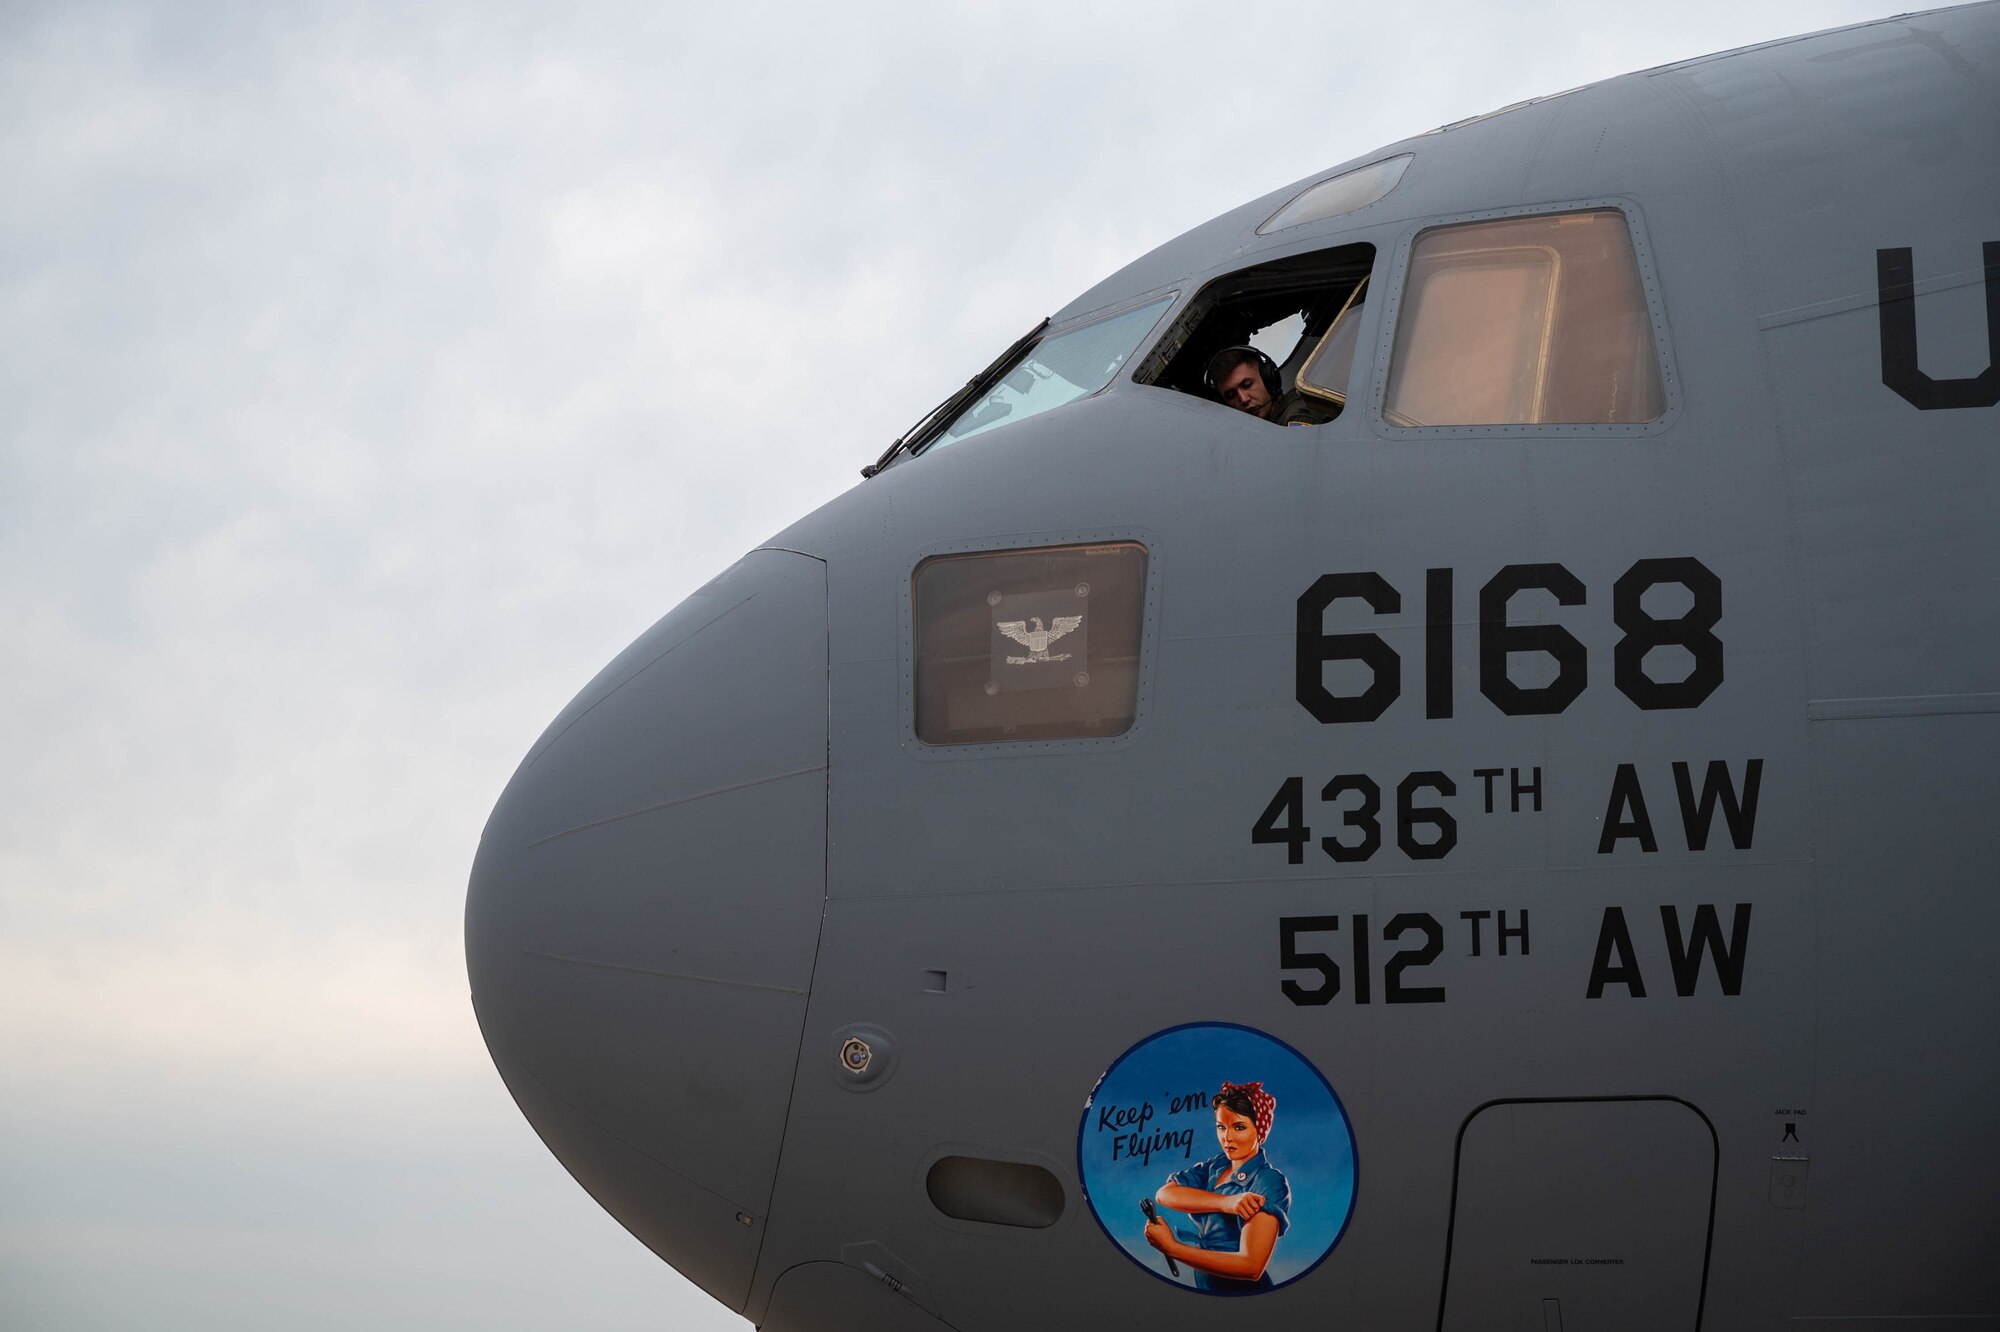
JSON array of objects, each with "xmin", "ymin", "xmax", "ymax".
[{"xmin": 0, "ymin": 2, "xmax": 1911, "ymax": 1328}]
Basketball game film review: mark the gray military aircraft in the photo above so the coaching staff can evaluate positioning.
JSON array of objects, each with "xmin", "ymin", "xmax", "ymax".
[{"xmin": 466, "ymin": 7, "xmax": 2000, "ymax": 1328}]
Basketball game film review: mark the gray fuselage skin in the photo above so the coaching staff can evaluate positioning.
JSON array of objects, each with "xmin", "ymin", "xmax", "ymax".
[{"xmin": 467, "ymin": 8, "xmax": 2000, "ymax": 1329}]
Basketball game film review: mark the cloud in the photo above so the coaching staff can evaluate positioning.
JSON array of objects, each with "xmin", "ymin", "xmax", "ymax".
[{"xmin": 0, "ymin": 0, "xmax": 1906, "ymax": 1326}]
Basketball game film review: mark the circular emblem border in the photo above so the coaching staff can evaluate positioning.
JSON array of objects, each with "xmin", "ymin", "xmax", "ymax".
[{"xmin": 1076, "ymin": 1021, "xmax": 1360, "ymax": 1294}]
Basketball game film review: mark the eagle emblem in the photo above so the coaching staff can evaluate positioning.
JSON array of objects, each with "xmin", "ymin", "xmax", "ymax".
[{"xmin": 997, "ymin": 614, "xmax": 1083, "ymax": 665}]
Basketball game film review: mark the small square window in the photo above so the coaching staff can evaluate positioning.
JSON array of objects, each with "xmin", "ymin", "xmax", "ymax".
[{"xmin": 913, "ymin": 543, "xmax": 1147, "ymax": 745}]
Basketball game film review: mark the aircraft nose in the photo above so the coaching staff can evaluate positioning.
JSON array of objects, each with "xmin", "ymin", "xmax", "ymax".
[{"xmin": 465, "ymin": 549, "xmax": 827, "ymax": 1313}]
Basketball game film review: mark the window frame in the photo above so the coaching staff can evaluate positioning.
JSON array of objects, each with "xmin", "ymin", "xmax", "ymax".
[
  {"xmin": 898, "ymin": 529, "xmax": 1163, "ymax": 759},
  {"xmin": 911, "ymin": 291, "xmax": 1181, "ymax": 457},
  {"xmin": 1129, "ymin": 241, "xmax": 1377, "ymax": 425},
  {"xmin": 1363, "ymin": 198, "xmax": 1682, "ymax": 439},
  {"xmin": 1293, "ymin": 274, "xmax": 1371, "ymax": 407}
]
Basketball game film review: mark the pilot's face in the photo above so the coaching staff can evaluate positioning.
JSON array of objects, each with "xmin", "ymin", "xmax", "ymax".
[
  {"xmin": 1216, "ymin": 1104, "xmax": 1261, "ymax": 1162},
  {"xmin": 1216, "ymin": 360, "xmax": 1274, "ymax": 417}
]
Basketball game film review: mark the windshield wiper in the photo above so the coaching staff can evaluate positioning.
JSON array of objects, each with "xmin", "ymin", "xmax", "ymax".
[{"xmin": 861, "ymin": 317, "xmax": 1049, "ymax": 478}]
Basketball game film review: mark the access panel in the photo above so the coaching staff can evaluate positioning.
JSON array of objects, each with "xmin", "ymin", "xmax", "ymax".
[{"xmin": 1438, "ymin": 1097, "xmax": 1716, "ymax": 1330}]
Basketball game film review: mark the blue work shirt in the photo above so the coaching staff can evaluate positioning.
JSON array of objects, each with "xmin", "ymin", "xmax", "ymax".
[{"xmin": 1165, "ymin": 1149, "xmax": 1292, "ymax": 1294}]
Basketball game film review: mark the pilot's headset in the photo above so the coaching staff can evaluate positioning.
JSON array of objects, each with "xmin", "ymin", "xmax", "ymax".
[{"xmin": 1204, "ymin": 345, "xmax": 1282, "ymax": 400}]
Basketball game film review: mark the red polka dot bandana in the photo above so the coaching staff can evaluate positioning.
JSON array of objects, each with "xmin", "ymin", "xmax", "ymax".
[{"xmin": 1221, "ymin": 1081, "xmax": 1276, "ymax": 1143}]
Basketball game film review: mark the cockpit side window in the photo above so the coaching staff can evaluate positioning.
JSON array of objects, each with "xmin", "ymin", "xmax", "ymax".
[
  {"xmin": 1134, "ymin": 243, "xmax": 1375, "ymax": 426},
  {"xmin": 1383, "ymin": 209, "xmax": 1665, "ymax": 427},
  {"xmin": 1294, "ymin": 277, "xmax": 1369, "ymax": 407}
]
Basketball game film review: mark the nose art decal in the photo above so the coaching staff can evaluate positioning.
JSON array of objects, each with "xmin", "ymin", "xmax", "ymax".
[{"xmin": 1078, "ymin": 1023, "xmax": 1358, "ymax": 1296}]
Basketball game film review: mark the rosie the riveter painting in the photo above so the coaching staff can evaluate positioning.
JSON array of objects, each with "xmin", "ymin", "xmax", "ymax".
[{"xmin": 1078, "ymin": 1023, "xmax": 1357, "ymax": 1295}]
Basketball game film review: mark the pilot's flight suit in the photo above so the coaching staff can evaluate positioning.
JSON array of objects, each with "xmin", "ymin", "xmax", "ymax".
[{"xmin": 1271, "ymin": 389, "xmax": 1336, "ymax": 427}]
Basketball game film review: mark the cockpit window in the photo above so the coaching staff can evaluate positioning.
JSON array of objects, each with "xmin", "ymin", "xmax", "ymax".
[
  {"xmin": 1258, "ymin": 155, "xmax": 1412, "ymax": 235},
  {"xmin": 1294, "ymin": 278, "xmax": 1368, "ymax": 405},
  {"xmin": 1135, "ymin": 243, "xmax": 1374, "ymax": 427},
  {"xmin": 1383, "ymin": 209, "xmax": 1665, "ymax": 426},
  {"xmin": 926, "ymin": 297, "xmax": 1175, "ymax": 451}
]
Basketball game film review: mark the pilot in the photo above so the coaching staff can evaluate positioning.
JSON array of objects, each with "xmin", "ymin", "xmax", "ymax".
[
  {"xmin": 1204, "ymin": 346, "xmax": 1321, "ymax": 426},
  {"xmin": 1144, "ymin": 1080, "xmax": 1292, "ymax": 1295}
]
